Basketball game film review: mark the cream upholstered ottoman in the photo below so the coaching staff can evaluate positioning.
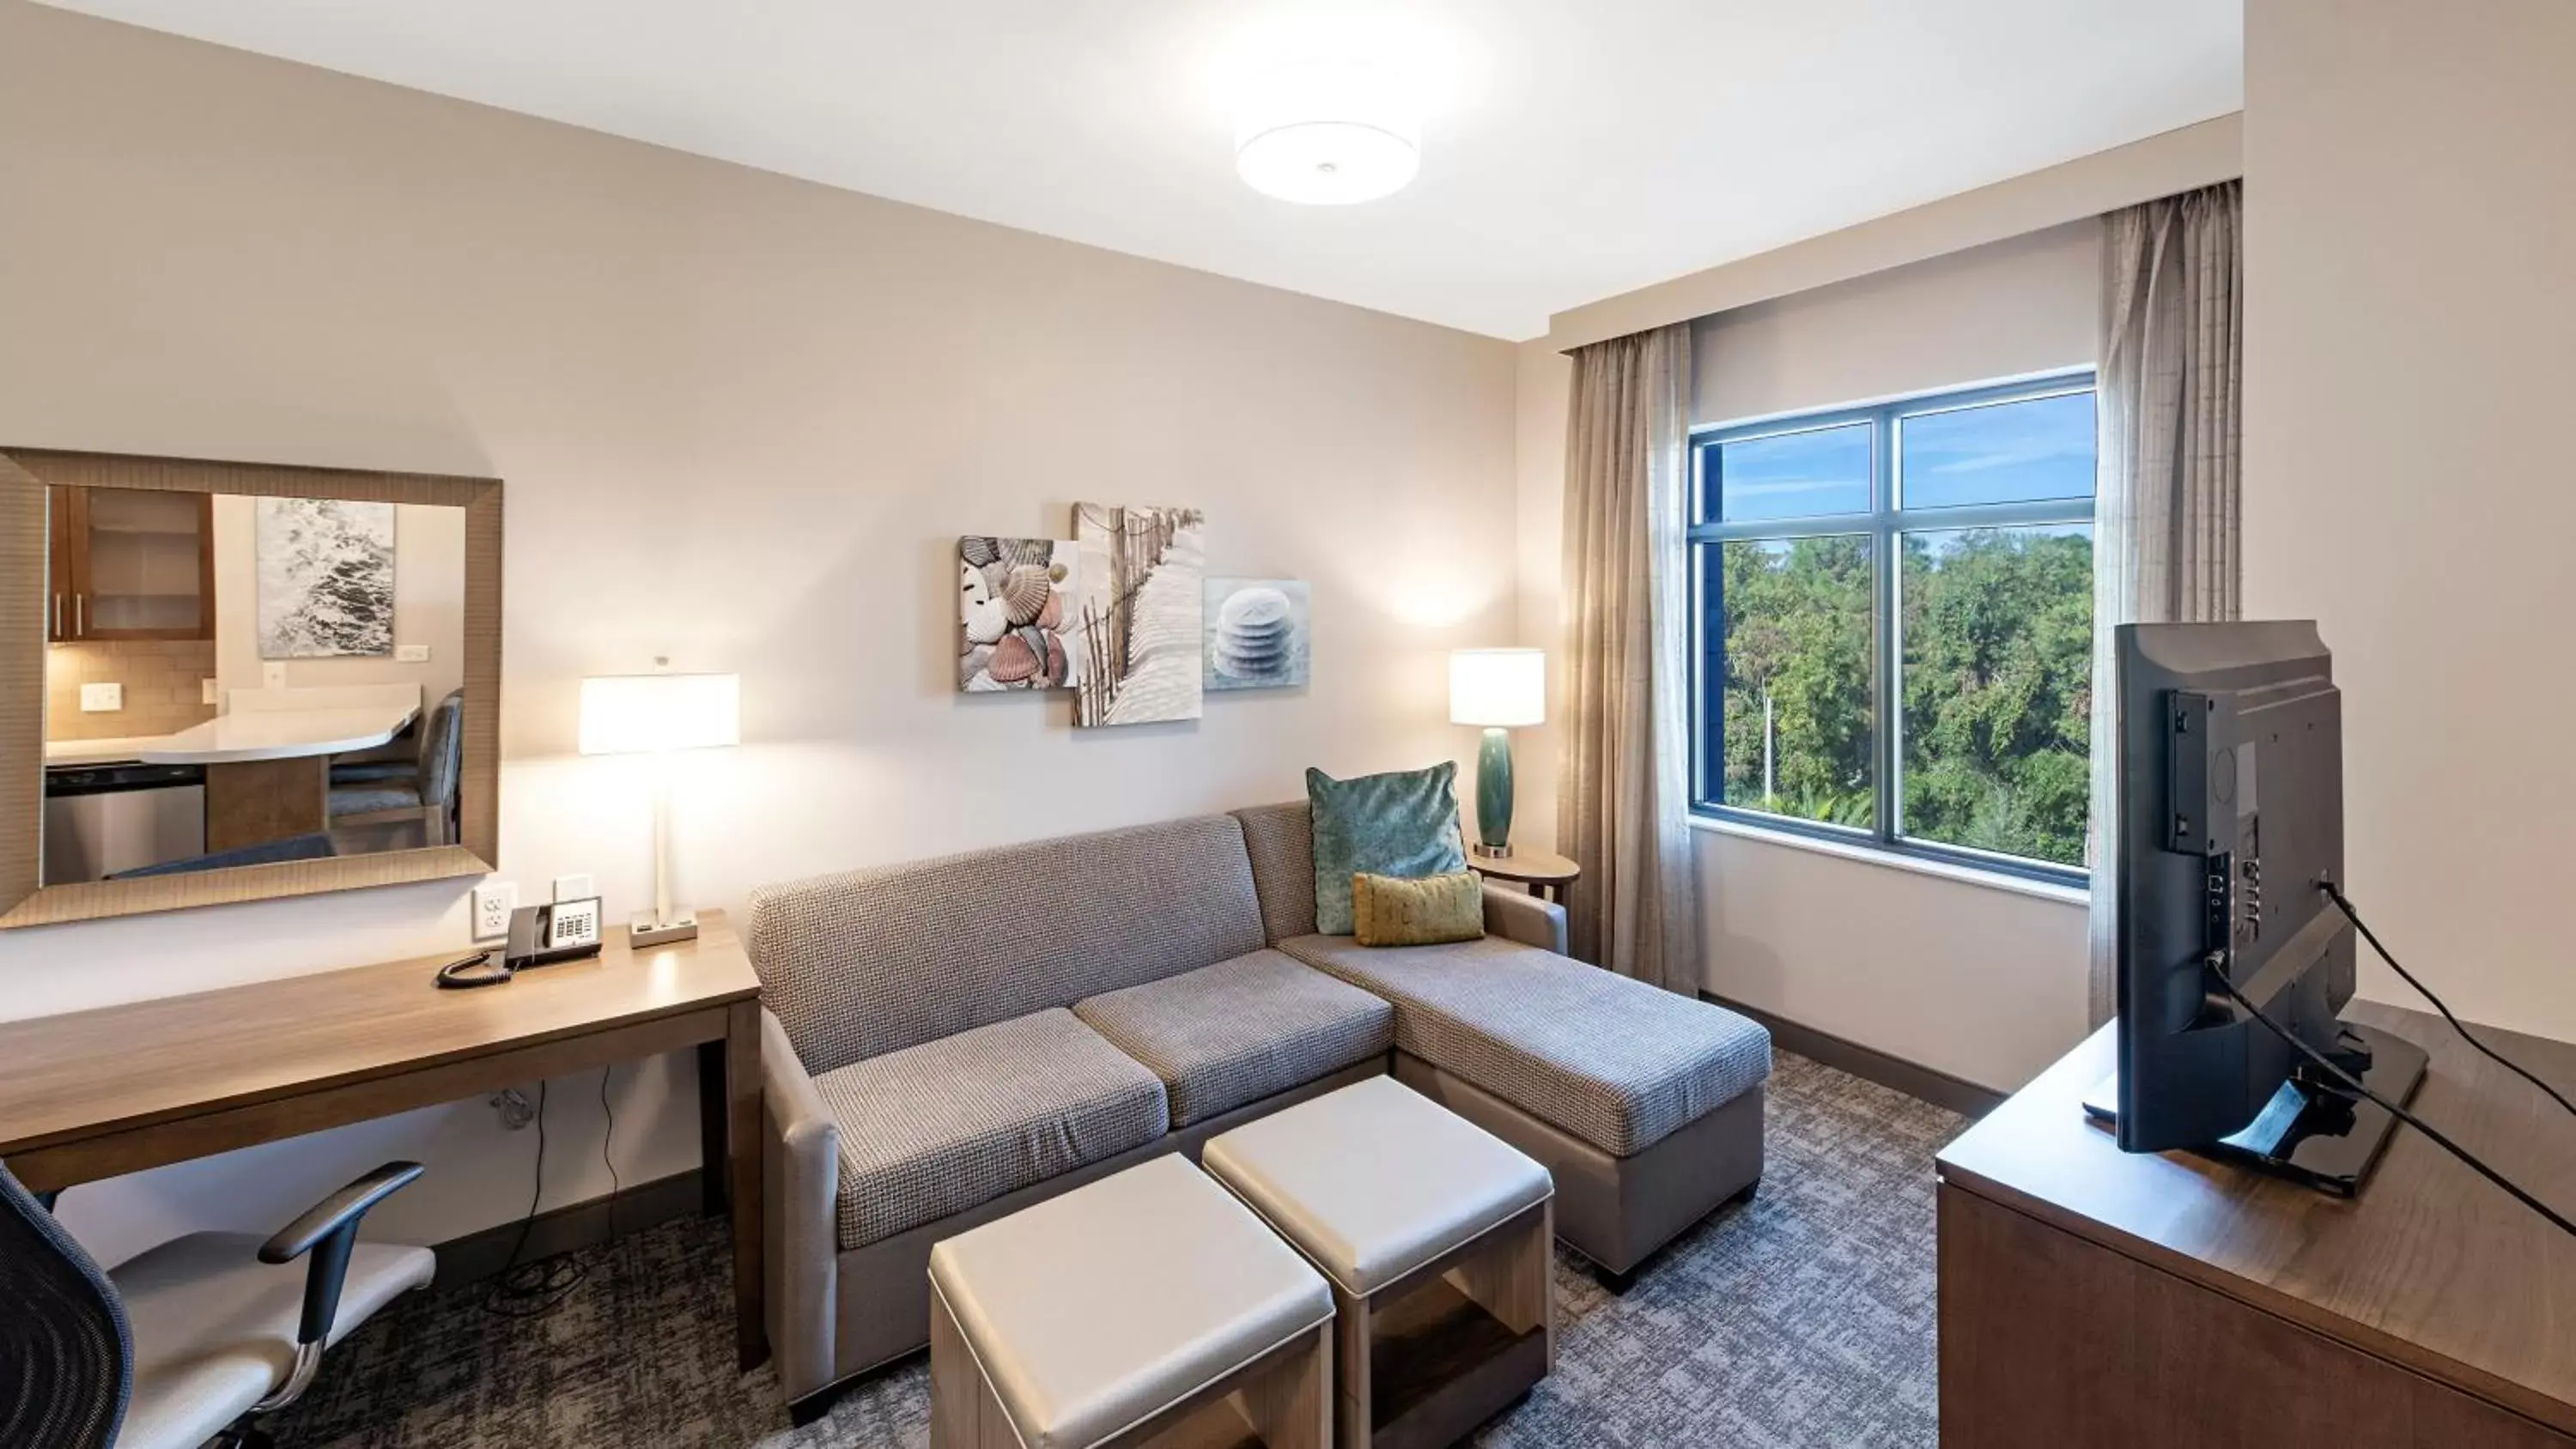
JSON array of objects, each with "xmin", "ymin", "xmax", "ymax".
[
  {"xmin": 927, "ymin": 1154, "xmax": 1335, "ymax": 1449},
  {"xmin": 1202, "ymin": 1076, "xmax": 1554, "ymax": 1449}
]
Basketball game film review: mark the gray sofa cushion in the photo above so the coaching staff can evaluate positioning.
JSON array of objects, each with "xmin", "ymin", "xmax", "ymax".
[
  {"xmin": 750, "ymin": 815, "xmax": 1271, "ymax": 1075},
  {"xmin": 812, "ymin": 1009, "xmax": 1170, "ymax": 1251},
  {"xmin": 1231, "ymin": 801, "xmax": 1318, "ymax": 943},
  {"xmin": 1073, "ymin": 950, "xmax": 1394, "ymax": 1127},
  {"xmin": 1278, "ymin": 934, "xmax": 1771, "ymax": 1157}
]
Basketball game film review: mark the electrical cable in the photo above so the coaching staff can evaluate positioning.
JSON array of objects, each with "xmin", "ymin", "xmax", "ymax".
[
  {"xmin": 2202, "ymin": 959, "xmax": 2576, "ymax": 1240},
  {"xmin": 597, "ymin": 1064, "xmax": 623, "ymax": 1243},
  {"xmin": 482, "ymin": 1081, "xmax": 590, "ymax": 1319},
  {"xmin": 2322, "ymin": 881, "xmax": 2576, "ymax": 1124}
]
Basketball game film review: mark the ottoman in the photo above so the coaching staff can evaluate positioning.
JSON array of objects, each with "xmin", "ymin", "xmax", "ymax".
[
  {"xmin": 1203, "ymin": 1076, "xmax": 1554, "ymax": 1449},
  {"xmin": 927, "ymin": 1154, "xmax": 1334, "ymax": 1449}
]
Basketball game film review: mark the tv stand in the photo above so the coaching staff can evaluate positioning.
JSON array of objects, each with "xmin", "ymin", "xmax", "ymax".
[
  {"xmin": 2082, "ymin": 1019, "xmax": 2427, "ymax": 1195},
  {"xmin": 1943, "ymin": 1003, "xmax": 2576, "ymax": 1446}
]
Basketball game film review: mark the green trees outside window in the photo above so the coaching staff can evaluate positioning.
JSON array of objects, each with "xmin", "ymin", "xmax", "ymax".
[{"xmin": 1695, "ymin": 379, "xmax": 2097, "ymax": 878}]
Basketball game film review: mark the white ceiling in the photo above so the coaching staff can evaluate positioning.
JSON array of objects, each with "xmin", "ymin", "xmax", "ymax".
[{"xmin": 40, "ymin": 0, "xmax": 2242, "ymax": 340}]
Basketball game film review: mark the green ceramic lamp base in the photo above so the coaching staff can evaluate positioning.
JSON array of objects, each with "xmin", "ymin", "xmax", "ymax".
[{"xmin": 1474, "ymin": 726, "xmax": 1515, "ymax": 857}]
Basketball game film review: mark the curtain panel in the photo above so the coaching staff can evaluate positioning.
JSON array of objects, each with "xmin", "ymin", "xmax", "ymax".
[
  {"xmin": 2086, "ymin": 179, "xmax": 2245, "ymax": 1027},
  {"xmin": 1558, "ymin": 322, "xmax": 1699, "ymax": 993}
]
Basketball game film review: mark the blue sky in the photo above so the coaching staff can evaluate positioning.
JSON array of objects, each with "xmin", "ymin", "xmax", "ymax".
[{"xmin": 1714, "ymin": 390, "xmax": 2096, "ymax": 522}]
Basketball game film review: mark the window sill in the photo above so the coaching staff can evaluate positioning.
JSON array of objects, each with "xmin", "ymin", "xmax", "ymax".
[{"xmin": 1686, "ymin": 814, "xmax": 2092, "ymax": 908}]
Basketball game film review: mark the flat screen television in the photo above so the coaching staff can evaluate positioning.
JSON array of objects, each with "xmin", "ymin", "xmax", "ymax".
[{"xmin": 2093, "ymin": 620, "xmax": 2426, "ymax": 1193}]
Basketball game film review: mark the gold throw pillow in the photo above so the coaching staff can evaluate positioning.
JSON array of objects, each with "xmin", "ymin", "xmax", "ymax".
[{"xmin": 1351, "ymin": 870, "xmax": 1485, "ymax": 947}]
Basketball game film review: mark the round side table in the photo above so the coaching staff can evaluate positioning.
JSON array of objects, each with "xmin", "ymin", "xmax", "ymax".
[{"xmin": 1467, "ymin": 847, "xmax": 1581, "ymax": 906}]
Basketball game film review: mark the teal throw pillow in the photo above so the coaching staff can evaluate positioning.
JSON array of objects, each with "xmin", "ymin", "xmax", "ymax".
[{"xmin": 1307, "ymin": 763, "xmax": 1468, "ymax": 936}]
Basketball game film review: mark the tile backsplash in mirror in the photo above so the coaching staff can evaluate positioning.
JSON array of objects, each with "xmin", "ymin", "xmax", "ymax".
[{"xmin": 44, "ymin": 640, "xmax": 217, "ymax": 741}]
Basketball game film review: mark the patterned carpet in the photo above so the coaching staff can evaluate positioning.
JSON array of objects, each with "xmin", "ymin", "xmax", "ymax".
[{"xmin": 266, "ymin": 1051, "xmax": 1965, "ymax": 1448}]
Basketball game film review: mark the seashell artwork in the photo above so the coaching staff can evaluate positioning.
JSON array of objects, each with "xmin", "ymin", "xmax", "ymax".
[
  {"xmin": 960, "ymin": 561, "xmax": 1010, "ymax": 646},
  {"xmin": 986, "ymin": 630, "xmax": 1041, "ymax": 683},
  {"xmin": 1203, "ymin": 579, "xmax": 1310, "ymax": 691},
  {"xmin": 999, "ymin": 564, "xmax": 1054, "ymax": 627},
  {"xmin": 957, "ymin": 537, "xmax": 1084, "ymax": 694}
]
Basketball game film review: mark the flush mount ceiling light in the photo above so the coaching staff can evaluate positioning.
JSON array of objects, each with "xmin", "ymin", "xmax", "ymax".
[{"xmin": 1235, "ymin": 61, "xmax": 1421, "ymax": 205}]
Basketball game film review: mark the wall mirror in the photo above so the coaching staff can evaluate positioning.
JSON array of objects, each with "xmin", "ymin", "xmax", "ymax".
[{"xmin": 2, "ymin": 449, "xmax": 501, "ymax": 928}]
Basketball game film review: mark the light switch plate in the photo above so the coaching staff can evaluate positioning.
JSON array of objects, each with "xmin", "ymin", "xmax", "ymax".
[
  {"xmin": 79, "ymin": 682, "xmax": 121, "ymax": 712},
  {"xmin": 472, "ymin": 881, "xmax": 518, "ymax": 942},
  {"xmin": 552, "ymin": 873, "xmax": 596, "ymax": 904},
  {"xmin": 200, "ymin": 677, "xmax": 218, "ymax": 705},
  {"xmin": 262, "ymin": 662, "xmax": 287, "ymax": 688},
  {"xmin": 396, "ymin": 644, "xmax": 431, "ymax": 663}
]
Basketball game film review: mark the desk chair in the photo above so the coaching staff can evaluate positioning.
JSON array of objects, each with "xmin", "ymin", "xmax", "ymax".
[{"xmin": 0, "ymin": 1161, "xmax": 432, "ymax": 1449}]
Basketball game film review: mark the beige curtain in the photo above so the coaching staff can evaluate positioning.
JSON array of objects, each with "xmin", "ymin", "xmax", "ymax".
[
  {"xmin": 2086, "ymin": 180, "xmax": 2244, "ymax": 1027},
  {"xmin": 1558, "ymin": 322, "xmax": 1698, "ymax": 993}
]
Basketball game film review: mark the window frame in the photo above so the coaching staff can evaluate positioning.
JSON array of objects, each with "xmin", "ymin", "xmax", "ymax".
[{"xmin": 1687, "ymin": 369, "xmax": 2099, "ymax": 888}]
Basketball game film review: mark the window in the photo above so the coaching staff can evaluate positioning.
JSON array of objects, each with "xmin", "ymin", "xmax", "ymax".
[{"xmin": 1690, "ymin": 375, "xmax": 2097, "ymax": 882}]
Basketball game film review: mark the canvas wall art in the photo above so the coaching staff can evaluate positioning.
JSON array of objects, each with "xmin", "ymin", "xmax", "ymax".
[
  {"xmin": 1204, "ymin": 579, "xmax": 1310, "ymax": 691},
  {"xmin": 1072, "ymin": 502, "xmax": 1206, "ymax": 727},
  {"xmin": 256, "ymin": 496, "xmax": 396, "ymax": 658},
  {"xmin": 958, "ymin": 537, "xmax": 1083, "ymax": 691}
]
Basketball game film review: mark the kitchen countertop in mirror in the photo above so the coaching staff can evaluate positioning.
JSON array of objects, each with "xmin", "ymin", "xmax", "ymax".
[{"xmin": 44, "ymin": 701, "xmax": 418, "ymax": 767}]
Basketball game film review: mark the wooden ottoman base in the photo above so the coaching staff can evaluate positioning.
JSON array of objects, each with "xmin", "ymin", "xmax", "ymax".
[
  {"xmin": 1336, "ymin": 1198, "xmax": 1553, "ymax": 1449},
  {"xmin": 932, "ymin": 1289, "xmax": 1331, "ymax": 1449}
]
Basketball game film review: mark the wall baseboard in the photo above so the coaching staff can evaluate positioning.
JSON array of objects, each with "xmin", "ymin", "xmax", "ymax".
[
  {"xmin": 1704, "ymin": 992, "xmax": 2006, "ymax": 1119},
  {"xmin": 431, "ymin": 1168, "xmax": 704, "ymax": 1289}
]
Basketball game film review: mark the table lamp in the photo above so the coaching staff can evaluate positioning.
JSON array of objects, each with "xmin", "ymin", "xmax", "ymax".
[
  {"xmin": 579, "ymin": 670, "xmax": 739, "ymax": 946},
  {"xmin": 1449, "ymin": 648, "xmax": 1545, "ymax": 858}
]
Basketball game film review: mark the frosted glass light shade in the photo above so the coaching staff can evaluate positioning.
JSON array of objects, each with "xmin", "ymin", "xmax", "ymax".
[
  {"xmin": 580, "ymin": 673, "xmax": 739, "ymax": 755},
  {"xmin": 1235, "ymin": 62, "xmax": 1421, "ymax": 205},
  {"xmin": 1450, "ymin": 649, "xmax": 1545, "ymax": 728}
]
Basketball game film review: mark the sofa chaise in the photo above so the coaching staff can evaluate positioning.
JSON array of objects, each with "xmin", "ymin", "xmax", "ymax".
[{"xmin": 747, "ymin": 803, "xmax": 1770, "ymax": 1416}]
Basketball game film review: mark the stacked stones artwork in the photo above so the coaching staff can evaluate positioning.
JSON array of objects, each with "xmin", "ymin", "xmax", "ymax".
[{"xmin": 1203, "ymin": 579, "xmax": 1310, "ymax": 691}]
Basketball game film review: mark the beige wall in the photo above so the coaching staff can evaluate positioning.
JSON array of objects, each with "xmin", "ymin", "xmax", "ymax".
[
  {"xmin": 0, "ymin": 3, "xmax": 1516, "ymax": 1263},
  {"xmin": 211, "ymin": 497, "xmax": 469, "ymax": 712},
  {"xmin": 2243, "ymin": 0, "xmax": 2576, "ymax": 1040},
  {"xmin": 1518, "ymin": 223, "xmax": 2104, "ymax": 1094}
]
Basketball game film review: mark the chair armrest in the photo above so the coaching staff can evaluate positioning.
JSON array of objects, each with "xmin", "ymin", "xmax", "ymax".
[
  {"xmin": 762, "ymin": 1009, "xmax": 845, "ymax": 1400},
  {"xmin": 260, "ymin": 1161, "xmax": 424, "ymax": 1345},
  {"xmin": 1483, "ymin": 883, "xmax": 1568, "ymax": 955}
]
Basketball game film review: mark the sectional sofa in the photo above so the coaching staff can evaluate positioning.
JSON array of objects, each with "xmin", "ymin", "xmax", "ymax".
[{"xmin": 747, "ymin": 802, "xmax": 1772, "ymax": 1416}]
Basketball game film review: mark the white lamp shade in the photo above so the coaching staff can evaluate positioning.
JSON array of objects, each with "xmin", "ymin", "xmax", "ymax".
[
  {"xmin": 1236, "ymin": 62, "xmax": 1421, "ymax": 205},
  {"xmin": 579, "ymin": 673, "xmax": 739, "ymax": 755},
  {"xmin": 1450, "ymin": 649, "xmax": 1545, "ymax": 728}
]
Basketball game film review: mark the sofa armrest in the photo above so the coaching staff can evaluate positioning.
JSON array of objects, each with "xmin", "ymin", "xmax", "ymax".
[
  {"xmin": 762, "ymin": 1009, "xmax": 844, "ymax": 1402},
  {"xmin": 1483, "ymin": 882, "xmax": 1569, "ymax": 955}
]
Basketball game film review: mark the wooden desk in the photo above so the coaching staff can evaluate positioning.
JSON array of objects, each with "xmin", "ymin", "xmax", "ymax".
[
  {"xmin": 1938, "ymin": 1002, "xmax": 2576, "ymax": 1446},
  {"xmin": 0, "ymin": 910, "xmax": 768, "ymax": 1369}
]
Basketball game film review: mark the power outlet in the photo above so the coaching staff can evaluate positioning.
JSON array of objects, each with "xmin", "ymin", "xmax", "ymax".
[
  {"xmin": 200, "ymin": 677, "xmax": 219, "ymax": 706},
  {"xmin": 552, "ymin": 873, "xmax": 596, "ymax": 904},
  {"xmin": 472, "ymin": 881, "xmax": 518, "ymax": 942},
  {"xmin": 396, "ymin": 644, "xmax": 431, "ymax": 663},
  {"xmin": 79, "ymin": 682, "xmax": 122, "ymax": 712}
]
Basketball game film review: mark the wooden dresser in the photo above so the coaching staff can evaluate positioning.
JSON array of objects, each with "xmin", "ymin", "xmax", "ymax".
[{"xmin": 1938, "ymin": 1000, "xmax": 2576, "ymax": 1446}]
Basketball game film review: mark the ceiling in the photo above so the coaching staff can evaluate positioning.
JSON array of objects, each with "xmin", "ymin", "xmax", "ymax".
[{"xmin": 39, "ymin": 0, "xmax": 2242, "ymax": 340}]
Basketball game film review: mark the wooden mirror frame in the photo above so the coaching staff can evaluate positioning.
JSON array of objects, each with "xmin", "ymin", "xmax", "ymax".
[{"xmin": 1, "ymin": 448, "xmax": 502, "ymax": 929}]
